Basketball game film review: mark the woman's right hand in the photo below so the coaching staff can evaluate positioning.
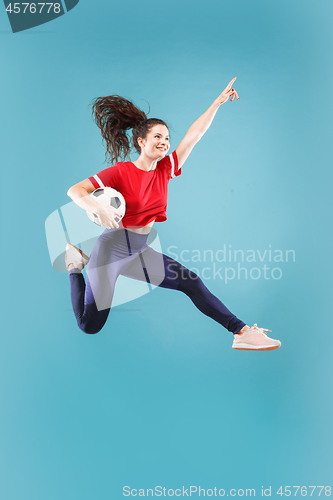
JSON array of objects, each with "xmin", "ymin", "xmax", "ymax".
[
  {"xmin": 67, "ymin": 179, "xmax": 123, "ymax": 228},
  {"xmin": 96, "ymin": 205, "xmax": 122, "ymax": 229}
]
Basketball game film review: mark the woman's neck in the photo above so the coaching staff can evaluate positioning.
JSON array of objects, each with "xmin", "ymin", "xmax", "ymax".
[{"xmin": 132, "ymin": 155, "xmax": 158, "ymax": 172}]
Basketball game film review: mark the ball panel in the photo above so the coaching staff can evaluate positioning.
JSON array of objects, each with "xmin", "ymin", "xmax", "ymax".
[
  {"xmin": 93, "ymin": 189, "xmax": 104, "ymax": 197},
  {"xmin": 111, "ymin": 197, "xmax": 121, "ymax": 209}
]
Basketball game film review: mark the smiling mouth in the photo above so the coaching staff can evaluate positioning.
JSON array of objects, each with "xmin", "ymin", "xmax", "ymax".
[{"xmin": 157, "ymin": 147, "xmax": 167, "ymax": 151}]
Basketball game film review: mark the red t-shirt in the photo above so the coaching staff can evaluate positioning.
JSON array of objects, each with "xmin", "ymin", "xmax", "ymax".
[{"xmin": 88, "ymin": 150, "xmax": 181, "ymax": 228}]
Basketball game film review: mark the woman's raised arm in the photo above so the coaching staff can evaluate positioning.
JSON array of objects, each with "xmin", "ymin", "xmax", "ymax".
[{"xmin": 175, "ymin": 77, "xmax": 239, "ymax": 168}]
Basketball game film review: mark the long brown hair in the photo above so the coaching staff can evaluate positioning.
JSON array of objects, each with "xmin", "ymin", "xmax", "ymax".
[{"xmin": 91, "ymin": 95, "xmax": 168, "ymax": 164}]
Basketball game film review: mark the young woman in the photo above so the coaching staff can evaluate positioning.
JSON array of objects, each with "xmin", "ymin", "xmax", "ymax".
[{"xmin": 65, "ymin": 78, "xmax": 281, "ymax": 351}]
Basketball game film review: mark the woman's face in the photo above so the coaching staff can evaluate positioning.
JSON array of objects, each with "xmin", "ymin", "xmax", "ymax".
[{"xmin": 138, "ymin": 124, "xmax": 170, "ymax": 159}]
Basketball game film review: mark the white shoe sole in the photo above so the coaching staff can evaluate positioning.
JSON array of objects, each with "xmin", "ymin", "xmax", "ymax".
[{"xmin": 232, "ymin": 342, "xmax": 281, "ymax": 351}]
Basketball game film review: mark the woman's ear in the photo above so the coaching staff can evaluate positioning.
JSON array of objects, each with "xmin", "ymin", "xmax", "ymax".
[{"xmin": 137, "ymin": 136, "xmax": 146, "ymax": 149}]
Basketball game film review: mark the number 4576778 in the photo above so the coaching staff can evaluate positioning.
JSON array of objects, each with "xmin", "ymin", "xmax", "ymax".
[
  {"xmin": 6, "ymin": 3, "xmax": 61, "ymax": 14},
  {"xmin": 277, "ymin": 486, "xmax": 331, "ymax": 496}
]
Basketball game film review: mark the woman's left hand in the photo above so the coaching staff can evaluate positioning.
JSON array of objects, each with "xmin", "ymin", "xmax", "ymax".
[{"xmin": 216, "ymin": 77, "xmax": 239, "ymax": 106}]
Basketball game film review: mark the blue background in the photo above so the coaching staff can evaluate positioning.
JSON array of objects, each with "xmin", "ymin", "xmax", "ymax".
[{"xmin": 1, "ymin": 0, "xmax": 332, "ymax": 498}]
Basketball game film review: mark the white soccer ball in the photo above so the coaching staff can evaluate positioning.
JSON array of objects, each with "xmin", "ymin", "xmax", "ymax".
[{"xmin": 86, "ymin": 187, "xmax": 126, "ymax": 226}]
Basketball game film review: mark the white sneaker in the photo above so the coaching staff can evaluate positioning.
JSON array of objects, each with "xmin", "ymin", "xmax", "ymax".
[
  {"xmin": 232, "ymin": 324, "xmax": 281, "ymax": 351},
  {"xmin": 65, "ymin": 243, "xmax": 89, "ymax": 271}
]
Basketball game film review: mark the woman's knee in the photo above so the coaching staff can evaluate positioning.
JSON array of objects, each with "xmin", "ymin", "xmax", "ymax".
[
  {"xmin": 75, "ymin": 304, "xmax": 110, "ymax": 335},
  {"xmin": 79, "ymin": 323, "xmax": 103, "ymax": 335},
  {"xmin": 77, "ymin": 313, "xmax": 109, "ymax": 335}
]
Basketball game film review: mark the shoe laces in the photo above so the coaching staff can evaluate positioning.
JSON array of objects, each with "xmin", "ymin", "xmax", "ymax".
[{"xmin": 251, "ymin": 323, "xmax": 272, "ymax": 336}]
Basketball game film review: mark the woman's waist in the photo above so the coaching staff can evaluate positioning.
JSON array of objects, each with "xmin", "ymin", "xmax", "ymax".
[
  {"xmin": 101, "ymin": 226, "xmax": 150, "ymax": 254},
  {"xmin": 120, "ymin": 219, "xmax": 155, "ymax": 234}
]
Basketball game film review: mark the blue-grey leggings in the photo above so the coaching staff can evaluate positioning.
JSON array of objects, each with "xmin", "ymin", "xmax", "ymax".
[{"xmin": 68, "ymin": 228, "xmax": 246, "ymax": 335}]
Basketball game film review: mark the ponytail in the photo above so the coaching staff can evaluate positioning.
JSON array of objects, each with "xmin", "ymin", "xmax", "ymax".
[{"xmin": 91, "ymin": 95, "xmax": 168, "ymax": 164}]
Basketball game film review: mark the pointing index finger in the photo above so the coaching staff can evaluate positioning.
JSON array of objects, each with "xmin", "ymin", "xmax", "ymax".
[{"xmin": 227, "ymin": 77, "xmax": 237, "ymax": 90}]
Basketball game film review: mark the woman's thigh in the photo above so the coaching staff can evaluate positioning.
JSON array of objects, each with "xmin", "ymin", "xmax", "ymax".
[
  {"xmin": 120, "ymin": 246, "xmax": 189, "ymax": 290},
  {"xmin": 85, "ymin": 229, "xmax": 146, "ymax": 310}
]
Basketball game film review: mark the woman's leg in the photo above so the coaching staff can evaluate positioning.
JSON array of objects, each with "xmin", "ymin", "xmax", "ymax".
[
  {"xmin": 68, "ymin": 271, "xmax": 111, "ymax": 334},
  {"xmin": 121, "ymin": 247, "xmax": 246, "ymax": 334},
  {"xmin": 68, "ymin": 229, "xmax": 147, "ymax": 334}
]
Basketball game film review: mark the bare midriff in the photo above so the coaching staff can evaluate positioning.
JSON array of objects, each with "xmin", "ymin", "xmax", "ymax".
[{"xmin": 125, "ymin": 220, "xmax": 155, "ymax": 234}]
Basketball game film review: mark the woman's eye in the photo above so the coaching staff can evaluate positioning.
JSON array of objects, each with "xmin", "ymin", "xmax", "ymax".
[{"xmin": 155, "ymin": 135, "xmax": 169, "ymax": 140}]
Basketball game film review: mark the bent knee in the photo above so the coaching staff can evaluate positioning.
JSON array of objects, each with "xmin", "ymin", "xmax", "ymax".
[
  {"xmin": 78, "ymin": 322, "xmax": 104, "ymax": 335},
  {"xmin": 76, "ymin": 307, "xmax": 109, "ymax": 335}
]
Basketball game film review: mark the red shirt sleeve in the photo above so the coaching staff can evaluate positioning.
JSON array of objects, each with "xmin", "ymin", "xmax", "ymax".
[
  {"xmin": 158, "ymin": 150, "xmax": 181, "ymax": 180},
  {"xmin": 88, "ymin": 163, "xmax": 121, "ymax": 190},
  {"xmin": 169, "ymin": 150, "xmax": 181, "ymax": 179}
]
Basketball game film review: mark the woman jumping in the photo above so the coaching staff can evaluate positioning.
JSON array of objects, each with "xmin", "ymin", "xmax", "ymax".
[{"xmin": 65, "ymin": 78, "xmax": 281, "ymax": 351}]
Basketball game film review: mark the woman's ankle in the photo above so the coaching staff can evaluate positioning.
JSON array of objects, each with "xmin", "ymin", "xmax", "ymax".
[
  {"xmin": 67, "ymin": 264, "xmax": 81, "ymax": 273},
  {"xmin": 235, "ymin": 325, "xmax": 250, "ymax": 336}
]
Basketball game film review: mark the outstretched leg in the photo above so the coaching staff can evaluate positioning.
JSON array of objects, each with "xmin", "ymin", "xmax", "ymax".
[{"xmin": 122, "ymin": 246, "xmax": 281, "ymax": 349}]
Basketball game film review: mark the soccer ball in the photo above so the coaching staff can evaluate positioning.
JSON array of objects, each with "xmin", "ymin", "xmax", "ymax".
[{"xmin": 86, "ymin": 187, "xmax": 126, "ymax": 226}]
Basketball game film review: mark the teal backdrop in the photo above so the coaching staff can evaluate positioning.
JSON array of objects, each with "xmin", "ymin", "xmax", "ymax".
[{"xmin": 1, "ymin": 0, "xmax": 332, "ymax": 498}]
